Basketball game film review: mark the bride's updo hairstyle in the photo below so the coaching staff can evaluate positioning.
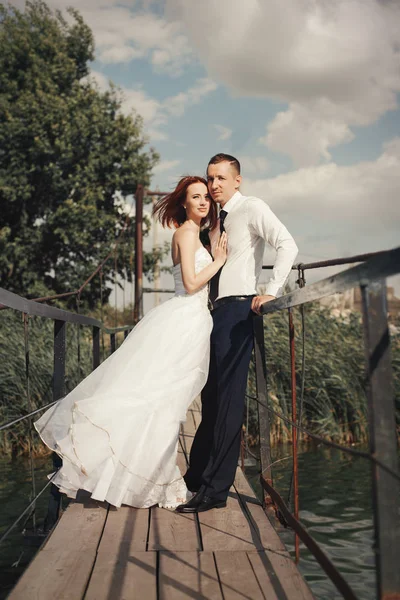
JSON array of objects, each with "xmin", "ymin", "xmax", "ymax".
[{"xmin": 152, "ymin": 175, "xmax": 218, "ymax": 230}]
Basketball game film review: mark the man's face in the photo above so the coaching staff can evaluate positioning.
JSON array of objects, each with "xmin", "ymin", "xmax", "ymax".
[{"xmin": 207, "ymin": 161, "xmax": 242, "ymax": 206}]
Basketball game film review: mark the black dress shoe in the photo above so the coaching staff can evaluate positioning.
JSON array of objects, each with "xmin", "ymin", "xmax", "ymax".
[
  {"xmin": 175, "ymin": 490, "xmax": 203, "ymax": 512},
  {"xmin": 175, "ymin": 493, "xmax": 226, "ymax": 513}
]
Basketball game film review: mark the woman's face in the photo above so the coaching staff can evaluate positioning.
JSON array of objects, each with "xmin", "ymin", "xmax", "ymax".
[{"xmin": 184, "ymin": 182, "xmax": 211, "ymax": 221}]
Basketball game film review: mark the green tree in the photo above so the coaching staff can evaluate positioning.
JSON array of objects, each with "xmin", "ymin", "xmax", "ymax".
[{"xmin": 0, "ymin": 1, "xmax": 162, "ymax": 307}]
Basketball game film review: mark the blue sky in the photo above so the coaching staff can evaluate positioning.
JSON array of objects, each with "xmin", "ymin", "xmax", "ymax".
[{"xmin": 16, "ymin": 0, "xmax": 400, "ymax": 305}]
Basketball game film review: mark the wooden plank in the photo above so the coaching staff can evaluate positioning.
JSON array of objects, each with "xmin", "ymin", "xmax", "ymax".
[
  {"xmin": 9, "ymin": 500, "xmax": 108, "ymax": 599},
  {"xmin": 190, "ymin": 407, "xmax": 201, "ymax": 429},
  {"xmin": 233, "ymin": 468, "xmax": 287, "ymax": 553},
  {"xmin": 214, "ymin": 551, "xmax": 265, "ymax": 600},
  {"xmin": 8, "ymin": 549, "xmax": 96, "ymax": 600},
  {"xmin": 244, "ymin": 551, "xmax": 280, "ymax": 600},
  {"xmin": 42, "ymin": 500, "xmax": 108, "ymax": 554},
  {"xmin": 159, "ymin": 551, "xmax": 222, "ymax": 600},
  {"xmin": 192, "ymin": 396, "xmax": 202, "ymax": 412},
  {"xmin": 199, "ymin": 486, "xmax": 263, "ymax": 551},
  {"xmin": 177, "ymin": 436, "xmax": 188, "ymax": 473},
  {"xmin": 96, "ymin": 506, "xmax": 148, "ymax": 555},
  {"xmin": 183, "ymin": 410, "xmax": 197, "ymax": 436},
  {"xmin": 85, "ymin": 551, "xmax": 157, "ymax": 600},
  {"xmin": 248, "ymin": 551, "xmax": 315, "ymax": 600},
  {"xmin": 148, "ymin": 507, "xmax": 201, "ymax": 551}
]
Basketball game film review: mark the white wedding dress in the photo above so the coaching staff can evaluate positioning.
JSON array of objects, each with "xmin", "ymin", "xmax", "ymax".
[{"xmin": 35, "ymin": 246, "xmax": 213, "ymax": 508}]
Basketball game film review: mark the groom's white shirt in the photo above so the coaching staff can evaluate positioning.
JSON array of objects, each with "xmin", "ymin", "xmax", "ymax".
[{"xmin": 209, "ymin": 191, "xmax": 298, "ymax": 299}]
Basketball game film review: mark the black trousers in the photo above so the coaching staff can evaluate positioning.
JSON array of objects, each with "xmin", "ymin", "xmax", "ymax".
[{"xmin": 185, "ymin": 298, "xmax": 255, "ymax": 501}]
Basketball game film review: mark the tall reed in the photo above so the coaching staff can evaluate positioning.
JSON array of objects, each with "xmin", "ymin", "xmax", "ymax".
[
  {"xmin": 1, "ymin": 304, "xmax": 398, "ymax": 456},
  {"xmin": 0, "ymin": 311, "xmax": 92, "ymax": 456},
  {"xmin": 247, "ymin": 304, "xmax": 399, "ymax": 446}
]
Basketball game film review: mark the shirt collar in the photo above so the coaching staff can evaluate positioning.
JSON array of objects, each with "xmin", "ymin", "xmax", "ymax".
[{"xmin": 221, "ymin": 190, "xmax": 242, "ymax": 214}]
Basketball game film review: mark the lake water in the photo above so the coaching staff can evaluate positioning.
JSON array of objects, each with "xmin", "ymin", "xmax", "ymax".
[
  {"xmin": 245, "ymin": 442, "xmax": 376, "ymax": 600},
  {"xmin": 0, "ymin": 456, "xmax": 60, "ymax": 599},
  {"xmin": 1, "ymin": 446, "xmax": 377, "ymax": 600}
]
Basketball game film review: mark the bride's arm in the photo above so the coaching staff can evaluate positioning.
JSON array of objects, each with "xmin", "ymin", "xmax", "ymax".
[{"xmin": 178, "ymin": 230, "xmax": 227, "ymax": 295}]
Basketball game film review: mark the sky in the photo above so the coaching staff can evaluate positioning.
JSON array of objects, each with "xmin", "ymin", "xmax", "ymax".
[{"xmin": 17, "ymin": 0, "xmax": 400, "ymax": 308}]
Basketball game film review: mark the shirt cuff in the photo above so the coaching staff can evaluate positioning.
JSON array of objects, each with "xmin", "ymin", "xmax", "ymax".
[{"xmin": 264, "ymin": 282, "xmax": 281, "ymax": 297}]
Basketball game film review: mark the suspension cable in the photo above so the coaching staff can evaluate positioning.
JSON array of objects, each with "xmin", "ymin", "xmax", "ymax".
[
  {"xmin": 245, "ymin": 394, "xmax": 400, "ymax": 483},
  {"xmin": 0, "ymin": 472, "xmax": 59, "ymax": 548}
]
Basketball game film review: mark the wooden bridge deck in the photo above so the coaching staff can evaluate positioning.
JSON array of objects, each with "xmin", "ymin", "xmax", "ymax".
[{"xmin": 9, "ymin": 399, "xmax": 314, "ymax": 600}]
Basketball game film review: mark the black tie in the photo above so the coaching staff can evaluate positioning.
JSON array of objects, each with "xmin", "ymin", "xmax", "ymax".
[
  {"xmin": 219, "ymin": 209, "xmax": 227, "ymax": 233},
  {"xmin": 209, "ymin": 210, "xmax": 228, "ymax": 304}
]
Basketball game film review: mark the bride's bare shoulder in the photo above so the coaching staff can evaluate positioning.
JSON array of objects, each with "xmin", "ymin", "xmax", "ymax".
[{"xmin": 172, "ymin": 224, "xmax": 197, "ymax": 247}]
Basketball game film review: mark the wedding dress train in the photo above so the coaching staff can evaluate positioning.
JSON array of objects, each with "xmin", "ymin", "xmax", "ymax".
[{"xmin": 35, "ymin": 246, "xmax": 213, "ymax": 508}]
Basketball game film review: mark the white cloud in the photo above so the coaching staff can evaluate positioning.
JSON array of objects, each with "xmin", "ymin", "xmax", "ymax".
[
  {"xmin": 169, "ymin": 0, "xmax": 400, "ymax": 164},
  {"xmin": 241, "ymin": 138, "xmax": 400, "ymax": 255},
  {"xmin": 88, "ymin": 71, "xmax": 216, "ymax": 142},
  {"xmin": 99, "ymin": 45, "xmax": 145, "ymax": 64},
  {"xmin": 164, "ymin": 78, "xmax": 217, "ymax": 117},
  {"xmin": 214, "ymin": 125, "xmax": 232, "ymax": 141},
  {"xmin": 259, "ymin": 100, "xmax": 355, "ymax": 167},
  {"xmin": 88, "ymin": 70, "xmax": 167, "ymax": 139},
  {"xmin": 153, "ymin": 159, "xmax": 181, "ymax": 174},
  {"xmin": 240, "ymin": 156, "xmax": 270, "ymax": 175},
  {"xmin": 16, "ymin": 0, "xmax": 193, "ymax": 75}
]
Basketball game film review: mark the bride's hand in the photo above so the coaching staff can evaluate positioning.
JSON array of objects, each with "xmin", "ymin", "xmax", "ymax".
[{"xmin": 213, "ymin": 232, "xmax": 228, "ymax": 266}]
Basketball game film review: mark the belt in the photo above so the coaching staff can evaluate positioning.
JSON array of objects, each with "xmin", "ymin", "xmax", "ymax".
[{"xmin": 211, "ymin": 295, "xmax": 255, "ymax": 311}]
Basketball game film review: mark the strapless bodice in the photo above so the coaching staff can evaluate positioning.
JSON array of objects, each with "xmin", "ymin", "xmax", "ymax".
[{"xmin": 173, "ymin": 246, "xmax": 212, "ymax": 304}]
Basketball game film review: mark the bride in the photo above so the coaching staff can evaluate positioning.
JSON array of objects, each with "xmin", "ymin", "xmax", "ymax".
[{"xmin": 34, "ymin": 176, "xmax": 227, "ymax": 509}]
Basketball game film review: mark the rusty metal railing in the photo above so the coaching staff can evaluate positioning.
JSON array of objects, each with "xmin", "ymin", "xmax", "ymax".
[{"xmin": 249, "ymin": 246, "xmax": 400, "ymax": 600}]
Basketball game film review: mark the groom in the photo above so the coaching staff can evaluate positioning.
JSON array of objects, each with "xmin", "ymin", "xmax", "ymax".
[{"xmin": 177, "ymin": 153, "xmax": 298, "ymax": 513}]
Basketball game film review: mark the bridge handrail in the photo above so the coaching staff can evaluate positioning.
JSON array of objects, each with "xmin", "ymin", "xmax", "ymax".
[
  {"xmin": 0, "ymin": 287, "xmax": 131, "ymax": 333},
  {"xmin": 261, "ymin": 248, "xmax": 391, "ymax": 272},
  {"xmin": 249, "ymin": 244, "xmax": 400, "ymax": 600},
  {"xmin": 261, "ymin": 246, "xmax": 400, "ymax": 314}
]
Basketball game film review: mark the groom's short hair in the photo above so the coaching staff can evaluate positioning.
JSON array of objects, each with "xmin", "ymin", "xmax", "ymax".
[{"xmin": 208, "ymin": 153, "xmax": 241, "ymax": 175}]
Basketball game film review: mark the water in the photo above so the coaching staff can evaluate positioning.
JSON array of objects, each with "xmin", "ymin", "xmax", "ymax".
[
  {"xmin": 245, "ymin": 443, "xmax": 376, "ymax": 600},
  {"xmin": 0, "ymin": 456, "xmax": 61, "ymax": 599},
  {"xmin": 1, "ymin": 447, "xmax": 377, "ymax": 600}
]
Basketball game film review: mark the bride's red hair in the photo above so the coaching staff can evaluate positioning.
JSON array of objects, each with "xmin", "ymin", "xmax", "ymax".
[{"xmin": 152, "ymin": 176, "xmax": 218, "ymax": 229}]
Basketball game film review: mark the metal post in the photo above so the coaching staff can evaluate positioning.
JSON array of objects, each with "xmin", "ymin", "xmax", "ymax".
[
  {"xmin": 253, "ymin": 315, "xmax": 273, "ymax": 506},
  {"xmin": 361, "ymin": 280, "xmax": 400, "ymax": 599},
  {"xmin": 288, "ymin": 307, "xmax": 300, "ymax": 563},
  {"xmin": 134, "ymin": 184, "xmax": 144, "ymax": 322},
  {"xmin": 124, "ymin": 329, "xmax": 129, "ymax": 340},
  {"xmin": 110, "ymin": 333, "xmax": 116, "ymax": 354},
  {"xmin": 23, "ymin": 314, "xmax": 36, "ymax": 530},
  {"xmin": 93, "ymin": 326, "xmax": 100, "ymax": 369},
  {"xmin": 44, "ymin": 319, "xmax": 66, "ymax": 531},
  {"xmin": 53, "ymin": 320, "xmax": 66, "ymax": 405}
]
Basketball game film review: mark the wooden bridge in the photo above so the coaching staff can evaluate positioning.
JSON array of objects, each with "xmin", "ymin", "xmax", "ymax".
[
  {"xmin": 8, "ymin": 398, "xmax": 313, "ymax": 600},
  {"xmin": 1, "ymin": 247, "xmax": 400, "ymax": 600}
]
